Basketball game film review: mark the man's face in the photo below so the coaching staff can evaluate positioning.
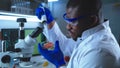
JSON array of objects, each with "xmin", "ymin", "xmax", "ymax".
[{"xmin": 65, "ymin": 7, "xmax": 87, "ymax": 41}]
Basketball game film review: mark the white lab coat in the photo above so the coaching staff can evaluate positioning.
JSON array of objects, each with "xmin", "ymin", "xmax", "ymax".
[
  {"xmin": 43, "ymin": 20, "xmax": 120, "ymax": 68},
  {"xmin": 43, "ymin": 22, "xmax": 79, "ymax": 57}
]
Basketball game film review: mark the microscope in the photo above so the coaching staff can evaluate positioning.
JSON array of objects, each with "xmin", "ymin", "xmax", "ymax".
[
  {"xmin": 15, "ymin": 7, "xmax": 47, "ymax": 67},
  {"xmin": 0, "ymin": 6, "xmax": 47, "ymax": 68}
]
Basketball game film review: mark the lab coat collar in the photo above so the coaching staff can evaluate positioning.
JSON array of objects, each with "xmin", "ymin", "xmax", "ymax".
[{"xmin": 80, "ymin": 20, "xmax": 110, "ymax": 40}]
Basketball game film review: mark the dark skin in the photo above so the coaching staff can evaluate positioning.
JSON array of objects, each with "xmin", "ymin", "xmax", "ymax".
[
  {"xmin": 66, "ymin": 7, "xmax": 99, "ymax": 41},
  {"xmin": 48, "ymin": 7, "xmax": 99, "ymax": 41}
]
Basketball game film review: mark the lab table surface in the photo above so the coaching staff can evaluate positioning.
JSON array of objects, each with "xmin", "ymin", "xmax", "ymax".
[
  {"xmin": 0, "ymin": 54, "xmax": 55, "ymax": 68},
  {"xmin": 16, "ymin": 55, "xmax": 56, "ymax": 68}
]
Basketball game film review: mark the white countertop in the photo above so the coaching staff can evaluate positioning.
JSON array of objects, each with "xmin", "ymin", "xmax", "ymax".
[{"xmin": 16, "ymin": 55, "xmax": 56, "ymax": 68}]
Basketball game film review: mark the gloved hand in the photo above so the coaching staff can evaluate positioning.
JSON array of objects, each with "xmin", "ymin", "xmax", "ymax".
[
  {"xmin": 36, "ymin": 5, "xmax": 54, "ymax": 24},
  {"xmin": 38, "ymin": 41, "xmax": 66, "ymax": 68}
]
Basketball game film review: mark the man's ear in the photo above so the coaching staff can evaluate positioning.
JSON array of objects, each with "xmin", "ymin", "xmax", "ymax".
[{"xmin": 90, "ymin": 15, "xmax": 98, "ymax": 23}]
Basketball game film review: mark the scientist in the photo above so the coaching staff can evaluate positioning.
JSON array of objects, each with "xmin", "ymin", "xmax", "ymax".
[{"xmin": 36, "ymin": 0, "xmax": 120, "ymax": 68}]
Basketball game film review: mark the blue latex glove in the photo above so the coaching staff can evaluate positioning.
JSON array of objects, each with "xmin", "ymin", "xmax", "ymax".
[
  {"xmin": 38, "ymin": 41, "xmax": 66, "ymax": 68},
  {"xmin": 36, "ymin": 4, "xmax": 54, "ymax": 24}
]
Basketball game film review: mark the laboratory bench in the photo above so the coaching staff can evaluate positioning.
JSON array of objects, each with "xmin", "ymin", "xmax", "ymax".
[
  {"xmin": 0, "ymin": 54, "xmax": 56, "ymax": 68},
  {"xmin": 16, "ymin": 55, "xmax": 55, "ymax": 68},
  {"xmin": 30, "ymin": 55, "xmax": 55, "ymax": 68}
]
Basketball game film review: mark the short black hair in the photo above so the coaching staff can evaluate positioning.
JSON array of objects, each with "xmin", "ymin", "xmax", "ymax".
[{"xmin": 66, "ymin": 0, "xmax": 102, "ymax": 16}]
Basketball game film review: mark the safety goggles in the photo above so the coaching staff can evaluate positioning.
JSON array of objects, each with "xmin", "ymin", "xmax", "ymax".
[{"xmin": 63, "ymin": 13, "xmax": 86, "ymax": 26}]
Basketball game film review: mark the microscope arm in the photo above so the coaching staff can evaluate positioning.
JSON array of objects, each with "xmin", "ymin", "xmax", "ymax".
[{"xmin": 15, "ymin": 22, "xmax": 44, "ymax": 49}]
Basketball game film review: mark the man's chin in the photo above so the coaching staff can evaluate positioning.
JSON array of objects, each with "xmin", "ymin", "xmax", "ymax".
[
  {"xmin": 73, "ymin": 38, "xmax": 77, "ymax": 41},
  {"xmin": 72, "ymin": 37, "xmax": 77, "ymax": 41},
  {"xmin": 68, "ymin": 33, "xmax": 77, "ymax": 41}
]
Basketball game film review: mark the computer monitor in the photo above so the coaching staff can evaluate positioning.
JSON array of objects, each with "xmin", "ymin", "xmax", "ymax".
[{"xmin": 1, "ymin": 29, "xmax": 18, "ymax": 51}]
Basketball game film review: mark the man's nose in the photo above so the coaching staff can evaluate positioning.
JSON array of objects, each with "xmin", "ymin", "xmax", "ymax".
[{"xmin": 66, "ymin": 24, "xmax": 72, "ymax": 30}]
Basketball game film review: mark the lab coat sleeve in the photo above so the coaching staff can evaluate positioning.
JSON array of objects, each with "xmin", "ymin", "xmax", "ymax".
[
  {"xmin": 43, "ymin": 22, "xmax": 76, "ymax": 56},
  {"xmin": 79, "ymin": 48, "xmax": 119, "ymax": 68}
]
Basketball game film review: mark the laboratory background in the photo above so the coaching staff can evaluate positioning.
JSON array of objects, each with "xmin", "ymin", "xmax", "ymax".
[{"xmin": 0, "ymin": 0, "xmax": 120, "ymax": 68}]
